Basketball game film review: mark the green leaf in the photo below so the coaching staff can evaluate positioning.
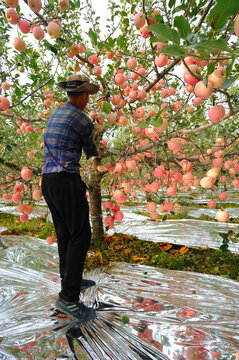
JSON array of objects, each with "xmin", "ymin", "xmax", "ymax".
[
  {"xmin": 194, "ymin": 39, "xmax": 231, "ymax": 53},
  {"xmin": 121, "ymin": 316, "xmax": 129, "ymax": 324},
  {"xmin": 219, "ymin": 232, "xmax": 227, "ymax": 239},
  {"xmin": 57, "ymin": 38, "xmax": 66, "ymax": 43},
  {"xmin": 6, "ymin": 145, "xmax": 12, "ymax": 151},
  {"xmin": 161, "ymin": 44, "xmax": 186, "ymax": 56},
  {"xmin": 151, "ymin": 116, "xmax": 163, "ymax": 128},
  {"xmin": 194, "ymin": 49, "xmax": 210, "ymax": 59},
  {"xmin": 74, "ymin": 61, "xmax": 80, "ymax": 71},
  {"xmin": 154, "ymin": 14, "xmax": 164, "ymax": 24},
  {"xmin": 226, "ymin": 56, "xmax": 236, "ymax": 77},
  {"xmin": 117, "ymin": 35, "xmax": 125, "ymax": 48},
  {"xmin": 150, "ymin": 36, "xmax": 159, "ymax": 44},
  {"xmin": 219, "ymin": 244, "xmax": 229, "ymax": 252},
  {"xmin": 174, "ymin": 16, "xmax": 190, "ymax": 39},
  {"xmin": 207, "ymin": 61, "xmax": 217, "ymax": 75},
  {"xmin": 173, "ymin": 4, "xmax": 187, "ymax": 13},
  {"xmin": 69, "ymin": 0, "xmax": 75, "ymax": 8},
  {"xmin": 98, "ymin": 42, "xmax": 104, "ymax": 50},
  {"xmin": 15, "ymin": 87, "xmax": 21, "ymax": 96},
  {"xmin": 48, "ymin": 46, "xmax": 58, "ymax": 54},
  {"xmin": 147, "ymin": 24, "xmax": 180, "ymax": 45},
  {"xmin": 101, "ymin": 252, "xmax": 107, "ymax": 260},
  {"xmin": 136, "ymin": 124, "xmax": 148, "ymax": 128},
  {"xmin": 108, "ymin": 37, "xmax": 115, "ymax": 48},
  {"xmin": 186, "ymin": 33, "xmax": 198, "ymax": 44},
  {"xmin": 209, "ymin": 0, "xmax": 239, "ymax": 30},
  {"xmin": 30, "ymin": 133, "xmax": 39, "ymax": 140},
  {"xmin": 123, "ymin": 18, "xmax": 129, "ymax": 27},
  {"xmin": 102, "ymin": 102, "xmax": 111, "ymax": 114},
  {"xmin": 130, "ymin": 4, "xmax": 137, "ymax": 14},
  {"xmin": 30, "ymin": 58, "xmax": 38, "ymax": 70},
  {"xmin": 220, "ymin": 76, "xmax": 239, "ymax": 89},
  {"xmin": 203, "ymin": 75, "xmax": 208, "ymax": 87},
  {"xmin": 88, "ymin": 29, "xmax": 97, "ymax": 46},
  {"xmin": 169, "ymin": 0, "xmax": 176, "ymax": 8}
]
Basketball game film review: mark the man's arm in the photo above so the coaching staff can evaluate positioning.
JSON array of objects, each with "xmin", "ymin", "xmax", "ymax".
[{"xmin": 80, "ymin": 122, "xmax": 98, "ymax": 160}]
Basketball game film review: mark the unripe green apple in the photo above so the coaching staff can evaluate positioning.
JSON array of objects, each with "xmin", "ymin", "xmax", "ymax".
[{"xmin": 18, "ymin": 66, "xmax": 25, "ymax": 72}]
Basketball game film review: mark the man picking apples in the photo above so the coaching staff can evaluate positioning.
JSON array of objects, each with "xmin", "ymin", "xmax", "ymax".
[{"xmin": 42, "ymin": 74, "xmax": 99, "ymax": 322}]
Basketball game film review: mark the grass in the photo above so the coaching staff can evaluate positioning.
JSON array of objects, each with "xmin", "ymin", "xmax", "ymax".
[
  {"xmin": 87, "ymin": 233, "xmax": 239, "ymax": 281},
  {"xmin": 0, "ymin": 212, "xmax": 55, "ymax": 239},
  {"xmin": 1, "ymin": 211, "xmax": 239, "ymax": 281}
]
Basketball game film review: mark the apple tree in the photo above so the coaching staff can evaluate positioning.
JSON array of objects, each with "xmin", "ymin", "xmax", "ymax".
[{"xmin": 0, "ymin": 0, "xmax": 239, "ymax": 240}]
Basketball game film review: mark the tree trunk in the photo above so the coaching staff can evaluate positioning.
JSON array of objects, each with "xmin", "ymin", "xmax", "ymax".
[{"xmin": 88, "ymin": 157, "xmax": 104, "ymax": 241}]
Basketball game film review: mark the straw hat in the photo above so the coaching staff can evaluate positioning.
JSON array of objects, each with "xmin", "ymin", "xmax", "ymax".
[{"xmin": 57, "ymin": 74, "xmax": 99, "ymax": 94}]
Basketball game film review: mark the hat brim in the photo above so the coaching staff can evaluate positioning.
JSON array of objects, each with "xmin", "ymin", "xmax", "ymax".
[{"xmin": 57, "ymin": 82, "xmax": 99, "ymax": 94}]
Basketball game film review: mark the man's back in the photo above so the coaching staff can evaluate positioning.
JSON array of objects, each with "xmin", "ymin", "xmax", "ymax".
[{"xmin": 43, "ymin": 101, "xmax": 97, "ymax": 174}]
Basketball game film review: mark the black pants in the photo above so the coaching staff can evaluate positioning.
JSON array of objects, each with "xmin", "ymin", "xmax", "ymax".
[{"xmin": 42, "ymin": 172, "xmax": 91, "ymax": 302}]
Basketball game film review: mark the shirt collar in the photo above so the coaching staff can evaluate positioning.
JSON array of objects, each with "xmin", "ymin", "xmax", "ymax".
[{"xmin": 66, "ymin": 101, "xmax": 79, "ymax": 109}]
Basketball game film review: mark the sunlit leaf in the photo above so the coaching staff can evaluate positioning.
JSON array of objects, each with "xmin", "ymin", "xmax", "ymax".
[
  {"xmin": 169, "ymin": 0, "xmax": 176, "ymax": 8},
  {"xmin": 194, "ymin": 39, "xmax": 231, "ymax": 53},
  {"xmin": 15, "ymin": 87, "xmax": 21, "ymax": 95},
  {"xmin": 147, "ymin": 24, "xmax": 180, "ymax": 45},
  {"xmin": 88, "ymin": 29, "xmax": 97, "ymax": 45},
  {"xmin": 220, "ymin": 76, "xmax": 239, "ymax": 89},
  {"xmin": 179, "ymin": 246, "xmax": 189, "ymax": 255},
  {"xmin": 124, "ymin": 248, "xmax": 132, "ymax": 256},
  {"xmin": 161, "ymin": 44, "xmax": 186, "ymax": 56},
  {"xmin": 160, "ymin": 244, "xmax": 172, "ymax": 252},
  {"xmin": 209, "ymin": 0, "xmax": 239, "ymax": 30},
  {"xmin": 102, "ymin": 102, "xmax": 111, "ymax": 114},
  {"xmin": 131, "ymin": 255, "xmax": 149, "ymax": 262},
  {"xmin": 174, "ymin": 16, "xmax": 190, "ymax": 39}
]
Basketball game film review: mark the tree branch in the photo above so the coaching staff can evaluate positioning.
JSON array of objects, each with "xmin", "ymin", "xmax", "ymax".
[
  {"xmin": 194, "ymin": 0, "xmax": 216, "ymax": 33},
  {"xmin": 10, "ymin": 65, "xmax": 58, "ymax": 109},
  {"xmin": 216, "ymin": 88, "xmax": 233, "ymax": 113},
  {"xmin": 0, "ymin": 157, "xmax": 22, "ymax": 171},
  {"xmin": 145, "ymin": 59, "xmax": 181, "ymax": 92},
  {"xmin": 180, "ymin": 108, "xmax": 239, "ymax": 135}
]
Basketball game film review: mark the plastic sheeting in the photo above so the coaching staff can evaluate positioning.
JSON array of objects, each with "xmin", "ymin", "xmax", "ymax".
[
  {"xmin": 0, "ymin": 235, "xmax": 239, "ymax": 359},
  {"xmin": 186, "ymin": 207, "xmax": 239, "ymax": 219},
  {"xmin": 0, "ymin": 203, "xmax": 48, "ymax": 219},
  {"xmin": 176, "ymin": 190, "xmax": 239, "ymax": 204},
  {"xmin": 1, "ymin": 201, "xmax": 238, "ymax": 253},
  {"xmin": 108, "ymin": 209, "xmax": 239, "ymax": 253}
]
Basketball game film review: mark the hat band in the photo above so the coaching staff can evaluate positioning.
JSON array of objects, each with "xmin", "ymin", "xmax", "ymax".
[{"xmin": 66, "ymin": 80, "xmax": 86, "ymax": 89}]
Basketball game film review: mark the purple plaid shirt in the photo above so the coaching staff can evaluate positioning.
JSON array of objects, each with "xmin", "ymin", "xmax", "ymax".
[{"xmin": 43, "ymin": 101, "xmax": 98, "ymax": 174}]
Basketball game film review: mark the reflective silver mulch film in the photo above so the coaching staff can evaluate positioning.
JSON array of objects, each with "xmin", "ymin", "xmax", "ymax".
[
  {"xmin": 1, "ymin": 197, "xmax": 238, "ymax": 253},
  {"xmin": 0, "ymin": 235, "xmax": 239, "ymax": 359},
  {"xmin": 109, "ymin": 209, "xmax": 239, "ymax": 253}
]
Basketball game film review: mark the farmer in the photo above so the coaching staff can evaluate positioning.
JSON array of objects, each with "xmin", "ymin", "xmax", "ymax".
[{"xmin": 42, "ymin": 74, "xmax": 99, "ymax": 321}]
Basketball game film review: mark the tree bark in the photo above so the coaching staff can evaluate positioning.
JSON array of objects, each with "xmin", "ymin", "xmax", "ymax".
[{"xmin": 88, "ymin": 157, "xmax": 104, "ymax": 241}]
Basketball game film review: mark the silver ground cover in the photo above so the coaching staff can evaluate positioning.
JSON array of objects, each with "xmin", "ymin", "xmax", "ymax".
[{"xmin": 0, "ymin": 235, "xmax": 238, "ymax": 359}]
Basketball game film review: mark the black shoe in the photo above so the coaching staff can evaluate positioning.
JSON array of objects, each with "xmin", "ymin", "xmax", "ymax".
[
  {"xmin": 55, "ymin": 296, "xmax": 96, "ymax": 322},
  {"xmin": 80, "ymin": 279, "xmax": 96, "ymax": 290}
]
